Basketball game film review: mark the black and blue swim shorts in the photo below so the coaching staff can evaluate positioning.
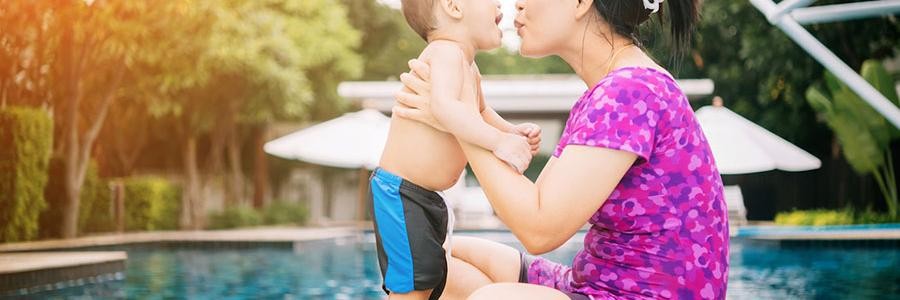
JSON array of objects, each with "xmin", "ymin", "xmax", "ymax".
[{"xmin": 370, "ymin": 168, "xmax": 449, "ymax": 300}]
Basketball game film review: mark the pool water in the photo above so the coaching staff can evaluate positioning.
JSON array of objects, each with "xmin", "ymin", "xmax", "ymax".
[{"xmin": 8, "ymin": 232, "xmax": 900, "ymax": 299}]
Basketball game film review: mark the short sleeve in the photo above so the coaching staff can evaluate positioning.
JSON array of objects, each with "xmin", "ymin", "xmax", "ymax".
[{"xmin": 553, "ymin": 77, "xmax": 663, "ymax": 162}]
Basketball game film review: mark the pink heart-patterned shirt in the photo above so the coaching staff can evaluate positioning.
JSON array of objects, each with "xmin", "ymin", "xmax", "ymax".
[{"xmin": 527, "ymin": 66, "xmax": 730, "ymax": 299}]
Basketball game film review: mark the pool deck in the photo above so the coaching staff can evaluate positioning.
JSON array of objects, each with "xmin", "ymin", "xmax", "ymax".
[
  {"xmin": 0, "ymin": 251, "xmax": 127, "ymax": 293},
  {"xmin": 2, "ymin": 224, "xmax": 898, "ymax": 293},
  {"xmin": 0, "ymin": 251, "xmax": 126, "ymax": 274},
  {"xmin": 733, "ymin": 224, "xmax": 900, "ymax": 241},
  {"xmin": 0, "ymin": 226, "xmax": 361, "ymax": 253},
  {"xmin": 0, "ymin": 226, "xmax": 361, "ymax": 293}
]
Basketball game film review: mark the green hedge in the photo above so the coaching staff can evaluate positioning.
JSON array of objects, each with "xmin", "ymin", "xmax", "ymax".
[
  {"xmin": 208, "ymin": 205, "xmax": 263, "ymax": 230},
  {"xmin": 775, "ymin": 208, "xmax": 900, "ymax": 226},
  {"xmin": 208, "ymin": 201, "xmax": 308, "ymax": 230},
  {"xmin": 262, "ymin": 201, "xmax": 309, "ymax": 225},
  {"xmin": 0, "ymin": 107, "xmax": 53, "ymax": 243},
  {"xmin": 41, "ymin": 160, "xmax": 112, "ymax": 237},
  {"xmin": 124, "ymin": 177, "xmax": 181, "ymax": 231},
  {"xmin": 78, "ymin": 163, "xmax": 113, "ymax": 234}
]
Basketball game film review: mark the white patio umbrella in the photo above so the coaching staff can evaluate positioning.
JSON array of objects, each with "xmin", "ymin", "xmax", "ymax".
[
  {"xmin": 264, "ymin": 109, "xmax": 390, "ymax": 170},
  {"xmin": 694, "ymin": 99, "xmax": 821, "ymax": 175}
]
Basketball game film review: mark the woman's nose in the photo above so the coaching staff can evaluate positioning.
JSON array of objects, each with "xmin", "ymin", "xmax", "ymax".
[{"xmin": 516, "ymin": 0, "xmax": 525, "ymax": 12}]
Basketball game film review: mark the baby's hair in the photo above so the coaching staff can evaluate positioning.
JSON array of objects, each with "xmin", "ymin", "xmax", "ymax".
[
  {"xmin": 401, "ymin": 0, "xmax": 438, "ymax": 41},
  {"xmin": 591, "ymin": 0, "xmax": 700, "ymax": 61}
]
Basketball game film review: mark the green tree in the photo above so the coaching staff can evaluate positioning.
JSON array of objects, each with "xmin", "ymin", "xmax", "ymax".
[
  {"xmin": 341, "ymin": 0, "xmax": 573, "ymax": 80},
  {"xmin": 807, "ymin": 60, "xmax": 900, "ymax": 217},
  {"xmin": 341, "ymin": 0, "xmax": 426, "ymax": 82},
  {"xmin": 475, "ymin": 49, "xmax": 573, "ymax": 75},
  {"xmin": 148, "ymin": 0, "xmax": 361, "ymax": 228},
  {"xmin": 678, "ymin": 0, "xmax": 899, "ymax": 150},
  {"xmin": 25, "ymin": 0, "xmax": 195, "ymax": 238}
]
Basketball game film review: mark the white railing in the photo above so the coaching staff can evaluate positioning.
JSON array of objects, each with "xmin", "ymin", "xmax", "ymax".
[{"xmin": 749, "ymin": 0, "xmax": 900, "ymax": 129}]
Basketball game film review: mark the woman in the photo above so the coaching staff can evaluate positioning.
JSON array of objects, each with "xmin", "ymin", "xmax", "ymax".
[{"xmin": 393, "ymin": 0, "xmax": 729, "ymax": 299}]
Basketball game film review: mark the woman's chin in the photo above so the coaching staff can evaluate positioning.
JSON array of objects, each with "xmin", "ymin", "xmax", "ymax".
[{"xmin": 518, "ymin": 45, "xmax": 545, "ymax": 58}]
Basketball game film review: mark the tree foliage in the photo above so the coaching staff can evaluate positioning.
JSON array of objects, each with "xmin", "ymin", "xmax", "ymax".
[{"xmin": 807, "ymin": 60, "xmax": 900, "ymax": 217}]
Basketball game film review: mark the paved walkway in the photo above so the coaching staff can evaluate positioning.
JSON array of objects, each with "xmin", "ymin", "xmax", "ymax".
[
  {"xmin": 0, "ymin": 251, "xmax": 127, "ymax": 293},
  {"xmin": 0, "ymin": 226, "xmax": 361, "ymax": 253},
  {"xmin": 0, "ymin": 226, "xmax": 362, "ymax": 293},
  {"xmin": 0, "ymin": 251, "xmax": 126, "ymax": 275},
  {"xmin": 734, "ymin": 224, "xmax": 900, "ymax": 240}
]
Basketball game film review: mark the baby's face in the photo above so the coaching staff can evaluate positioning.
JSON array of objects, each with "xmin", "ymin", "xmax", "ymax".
[{"xmin": 463, "ymin": 0, "xmax": 503, "ymax": 51}]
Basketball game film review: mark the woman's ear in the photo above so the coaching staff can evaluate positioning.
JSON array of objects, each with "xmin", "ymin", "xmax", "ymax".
[
  {"xmin": 439, "ymin": 0, "xmax": 464, "ymax": 20},
  {"xmin": 575, "ymin": 0, "xmax": 595, "ymax": 20}
]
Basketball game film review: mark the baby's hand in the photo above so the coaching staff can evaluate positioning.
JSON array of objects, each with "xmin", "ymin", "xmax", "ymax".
[
  {"xmin": 493, "ymin": 133, "xmax": 532, "ymax": 174},
  {"xmin": 514, "ymin": 123, "xmax": 542, "ymax": 156}
]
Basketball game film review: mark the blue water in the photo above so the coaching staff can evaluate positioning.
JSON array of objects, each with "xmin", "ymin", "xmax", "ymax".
[{"xmin": 6, "ymin": 232, "xmax": 900, "ymax": 299}]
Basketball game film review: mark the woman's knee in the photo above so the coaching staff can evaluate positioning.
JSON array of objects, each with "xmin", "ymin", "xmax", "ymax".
[
  {"xmin": 450, "ymin": 236, "xmax": 521, "ymax": 283},
  {"xmin": 468, "ymin": 283, "xmax": 569, "ymax": 300}
]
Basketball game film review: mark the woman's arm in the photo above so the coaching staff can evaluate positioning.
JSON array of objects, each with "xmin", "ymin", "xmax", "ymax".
[
  {"xmin": 394, "ymin": 60, "xmax": 636, "ymax": 253},
  {"xmin": 460, "ymin": 142, "xmax": 636, "ymax": 254}
]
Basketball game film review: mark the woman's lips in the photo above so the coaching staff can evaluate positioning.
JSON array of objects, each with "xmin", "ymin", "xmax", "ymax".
[{"xmin": 495, "ymin": 13, "xmax": 503, "ymax": 25}]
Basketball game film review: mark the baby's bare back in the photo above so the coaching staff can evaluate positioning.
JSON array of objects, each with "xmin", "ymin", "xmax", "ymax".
[{"xmin": 379, "ymin": 43, "xmax": 480, "ymax": 191}]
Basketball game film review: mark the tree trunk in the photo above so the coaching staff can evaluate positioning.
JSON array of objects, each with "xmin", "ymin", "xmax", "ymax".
[
  {"xmin": 226, "ymin": 128, "xmax": 244, "ymax": 206},
  {"xmin": 55, "ymin": 3, "xmax": 123, "ymax": 238},
  {"xmin": 252, "ymin": 125, "xmax": 268, "ymax": 209},
  {"xmin": 181, "ymin": 135, "xmax": 201, "ymax": 229},
  {"xmin": 60, "ymin": 165, "xmax": 81, "ymax": 238},
  {"xmin": 59, "ymin": 12, "xmax": 81, "ymax": 238}
]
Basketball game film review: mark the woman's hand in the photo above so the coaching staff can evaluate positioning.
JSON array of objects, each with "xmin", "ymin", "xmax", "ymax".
[{"xmin": 393, "ymin": 59, "xmax": 448, "ymax": 132}]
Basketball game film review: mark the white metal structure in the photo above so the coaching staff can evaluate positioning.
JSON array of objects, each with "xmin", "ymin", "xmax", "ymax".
[{"xmin": 749, "ymin": 0, "xmax": 900, "ymax": 128}]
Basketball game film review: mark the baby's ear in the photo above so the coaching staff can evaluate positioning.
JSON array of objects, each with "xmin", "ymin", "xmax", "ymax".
[{"xmin": 438, "ymin": 0, "xmax": 464, "ymax": 20}]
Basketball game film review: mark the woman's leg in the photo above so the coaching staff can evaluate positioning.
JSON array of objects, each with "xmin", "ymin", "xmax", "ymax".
[
  {"xmin": 451, "ymin": 236, "xmax": 522, "ymax": 283},
  {"xmin": 469, "ymin": 283, "xmax": 570, "ymax": 300},
  {"xmin": 440, "ymin": 257, "xmax": 491, "ymax": 300},
  {"xmin": 441, "ymin": 236, "xmax": 525, "ymax": 299}
]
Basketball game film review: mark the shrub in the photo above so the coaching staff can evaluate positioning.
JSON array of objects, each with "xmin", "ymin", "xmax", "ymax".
[
  {"xmin": 852, "ymin": 208, "xmax": 900, "ymax": 224},
  {"xmin": 775, "ymin": 208, "xmax": 900, "ymax": 226},
  {"xmin": 262, "ymin": 201, "xmax": 309, "ymax": 225},
  {"xmin": 775, "ymin": 209, "xmax": 854, "ymax": 226},
  {"xmin": 207, "ymin": 206, "xmax": 262, "ymax": 230},
  {"xmin": 78, "ymin": 163, "xmax": 114, "ymax": 234},
  {"xmin": 0, "ymin": 107, "xmax": 53, "ymax": 243},
  {"xmin": 41, "ymin": 159, "xmax": 110, "ymax": 237},
  {"xmin": 123, "ymin": 177, "xmax": 181, "ymax": 231}
]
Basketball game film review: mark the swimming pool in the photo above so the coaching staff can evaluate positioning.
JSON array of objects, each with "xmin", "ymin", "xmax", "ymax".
[{"xmin": 7, "ymin": 232, "xmax": 900, "ymax": 299}]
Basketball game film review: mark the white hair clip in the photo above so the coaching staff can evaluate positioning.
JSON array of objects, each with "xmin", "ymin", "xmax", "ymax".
[{"xmin": 643, "ymin": 0, "xmax": 663, "ymax": 14}]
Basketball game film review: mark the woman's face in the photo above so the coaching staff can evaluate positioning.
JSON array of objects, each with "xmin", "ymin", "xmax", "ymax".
[{"xmin": 514, "ymin": 0, "xmax": 581, "ymax": 58}]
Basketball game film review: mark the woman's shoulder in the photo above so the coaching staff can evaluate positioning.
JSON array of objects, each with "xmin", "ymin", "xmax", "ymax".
[
  {"xmin": 579, "ymin": 66, "xmax": 676, "ymax": 110},
  {"xmin": 594, "ymin": 66, "xmax": 677, "ymax": 97}
]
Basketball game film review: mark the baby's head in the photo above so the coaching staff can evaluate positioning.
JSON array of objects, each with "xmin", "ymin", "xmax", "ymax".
[{"xmin": 401, "ymin": 0, "xmax": 503, "ymax": 50}]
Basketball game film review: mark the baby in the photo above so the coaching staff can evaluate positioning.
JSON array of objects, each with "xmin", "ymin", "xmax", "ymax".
[{"xmin": 370, "ymin": 0, "xmax": 541, "ymax": 299}]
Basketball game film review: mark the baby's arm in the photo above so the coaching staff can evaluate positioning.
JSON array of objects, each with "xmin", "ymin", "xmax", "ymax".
[
  {"xmin": 482, "ymin": 106, "xmax": 517, "ymax": 133},
  {"xmin": 427, "ymin": 43, "xmax": 531, "ymax": 172},
  {"xmin": 473, "ymin": 65, "xmax": 542, "ymax": 156},
  {"xmin": 471, "ymin": 65, "xmax": 517, "ymax": 133},
  {"xmin": 429, "ymin": 44, "xmax": 506, "ymax": 151}
]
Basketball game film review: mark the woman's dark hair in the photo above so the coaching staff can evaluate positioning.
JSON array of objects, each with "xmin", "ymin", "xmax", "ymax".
[{"xmin": 591, "ymin": 0, "xmax": 700, "ymax": 62}]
